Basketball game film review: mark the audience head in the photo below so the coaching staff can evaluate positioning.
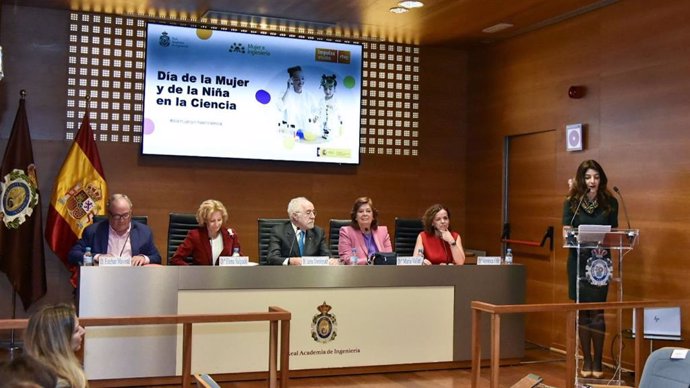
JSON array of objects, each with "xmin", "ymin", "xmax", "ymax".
[
  {"xmin": 422, "ymin": 204, "xmax": 452, "ymax": 234},
  {"xmin": 349, "ymin": 197, "xmax": 378, "ymax": 232},
  {"xmin": 0, "ymin": 355, "xmax": 57, "ymax": 388},
  {"xmin": 24, "ymin": 304, "xmax": 87, "ymax": 388},
  {"xmin": 196, "ymin": 199, "xmax": 228, "ymax": 237},
  {"xmin": 287, "ymin": 197, "xmax": 316, "ymax": 230},
  {"xmin": 107, "ymin": 193, "xmax": 133, "ymax": 235}
]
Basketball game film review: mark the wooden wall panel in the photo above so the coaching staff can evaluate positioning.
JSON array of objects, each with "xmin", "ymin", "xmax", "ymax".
[
  {"xmin": 0, "ymin": 6, "xmax": 468, "ymax": 323},
  {"xmin": 468, "ymin": 0, "xmax": 690, "ymax": 360}
]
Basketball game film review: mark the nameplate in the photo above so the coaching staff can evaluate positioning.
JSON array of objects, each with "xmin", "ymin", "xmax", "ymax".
[
  {"xmin": 99, "ymin": 256, "xmax": 132, "ymax": 267},
  {"xmin": 218, "ymin": 256, "xmax": 250, "ymax": 266},
  {"xmin": 671, "ymin": 349, "xmax": 689, "ymax": 359},
  {"xmin": 301, "ymin": 256, "xmax": 330, "ymax": 266},
  {"xmin": 396, "ymin": 256, "xmax": 424, "ymax": 266},
  {"xmin": 477, "ymin": 256, "xmax": 502, "ymax": 265}
]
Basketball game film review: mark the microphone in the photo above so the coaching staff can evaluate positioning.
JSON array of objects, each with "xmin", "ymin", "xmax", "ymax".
[
  {"xmin": 569, "ymin": 188, "xmax": 590, "ymax": 226},
  {"xmin": 613, "ymin": 186, "xmax": 632, "ymax": 229},
  {"xmin": 287, "ymin": 228, "xmax": 298, "ymax": 260}
]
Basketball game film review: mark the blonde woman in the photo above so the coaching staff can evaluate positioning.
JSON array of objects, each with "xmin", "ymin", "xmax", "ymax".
[
  {"xmin": 24, "ymin": 304, "xmax": 87, "ymax": 388},
  {"xmin": 170, "ymin": 199, "xmax": 242, "ymax": 265}
]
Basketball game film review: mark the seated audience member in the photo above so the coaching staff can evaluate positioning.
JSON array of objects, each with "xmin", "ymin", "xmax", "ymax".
[
  {"xmin": 68, "ymin": 193, "xmax": 161, "ymax": 266},
  {"xmin": 170, "ymin": 199, "xmax": 241, "ymax": 265},
  {"xmin": 24, "ymin": 304, "xmax": 87, "ymax": 388},
  {"xmin": 266, "ymin": 197, "xmax": 330, "ymax": 265},
  {"xmin": 0, "ymin": 354, "xmax": 58, "ymax": 388},
  {"xmin": 338, "ymin": 197, "xmax": 392, "ymax": 264},
  {"xmin": 413, "ymin": 204, "xmax": 465, "ymax": 265}
]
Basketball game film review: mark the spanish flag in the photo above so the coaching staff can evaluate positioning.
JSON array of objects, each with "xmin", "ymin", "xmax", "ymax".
[{"xmin": 45, "ymin": 110, "xmax": 107, "ymax": 287}]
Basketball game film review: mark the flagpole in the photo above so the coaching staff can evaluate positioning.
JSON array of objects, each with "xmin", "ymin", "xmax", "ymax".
[
  {"xmin": 8, "ymin": 290, "xmax": 20, "ymax": 359},
  {"xmin": 4, "ymin": 90, "xmax": 28, "ymax": 360}
]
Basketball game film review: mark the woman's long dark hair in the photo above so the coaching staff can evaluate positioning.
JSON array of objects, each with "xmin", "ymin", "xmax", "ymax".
[{"xmin": 567, "ymin": 159, "xmax": 614, "ymax": 214}]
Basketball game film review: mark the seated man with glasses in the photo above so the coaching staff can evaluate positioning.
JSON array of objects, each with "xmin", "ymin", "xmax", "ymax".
[
  {"xmin": 266, "ymin": 196, "xmax": 330, "ymax": 265},
  {"xmin": 68, "ymin": 193, "xmax": 161, "ymax": 266}
]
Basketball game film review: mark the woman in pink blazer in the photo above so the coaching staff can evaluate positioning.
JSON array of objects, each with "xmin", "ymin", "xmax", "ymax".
[{"xmin": 338, "ymin": 197, "xmax": 392, "ymax": 264}]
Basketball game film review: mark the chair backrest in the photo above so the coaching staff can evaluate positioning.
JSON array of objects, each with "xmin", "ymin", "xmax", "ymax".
[
  {"xmin": 257, "ymin": 218, "xmax": 289, "ymax": 265},
  {"xmin": 93, "ymin": 215, "xmax": 149, "ymax": 225},
  {"xmin": 639, "ymin": 347, "xmax": 690, "ymax": 388},
  {"xmin": 394, "ymin": 217, "xmax": 423, "ymax": 257},
  {"xmin": 328, "ymin": 219, "xmax": 351, "ymax": 257},
  {"xmin": 167, "ymin": 213, "xmax": 198, "ymax": 265}
]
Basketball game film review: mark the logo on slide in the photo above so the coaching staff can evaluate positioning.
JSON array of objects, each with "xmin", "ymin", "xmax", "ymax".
[
  {"xmin": 159, "ymin": 32, "xmax": 170, "ymax": 47},
  {"xmin": 311, "ymin": 301, "xmax": 337, "ymax": 343},
  {"xmin": 229, "ymin": 43, "xmax": 246, "ymax": 54}
]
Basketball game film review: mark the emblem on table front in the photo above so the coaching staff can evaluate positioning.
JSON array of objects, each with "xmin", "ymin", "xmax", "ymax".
[
  {"xmin": 311, "ymin": 301, "xmax": 337, "ymax": 343},
  {"xmin": 585, "ymin": 248, "xmax": 612, "ymax": 286}
]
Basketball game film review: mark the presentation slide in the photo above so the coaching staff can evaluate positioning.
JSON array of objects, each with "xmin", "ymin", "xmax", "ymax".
[{"xmin": 143, "ymin": 23, "xmax": 363, "ymax": 164}]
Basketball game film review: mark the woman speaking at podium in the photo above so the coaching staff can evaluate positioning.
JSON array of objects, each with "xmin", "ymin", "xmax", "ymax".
[{"xmin": 562, "ymin": 160, "xmax": 618, "ymax": 378}]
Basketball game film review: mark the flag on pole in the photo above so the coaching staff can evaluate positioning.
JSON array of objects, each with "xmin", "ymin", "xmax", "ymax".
[
  {"xmin": 0, "ymin": 94, "xmax": 46, "ymax": 310},
  {"xmin": 45, "ymin": 108, "xmax": 107, "ymax": 287}
]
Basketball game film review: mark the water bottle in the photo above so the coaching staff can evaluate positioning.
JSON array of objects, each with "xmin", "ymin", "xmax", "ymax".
[
  {"xmin": 232, "ymin": 247, "xmax": 240, "ymax": 257},
  {"xmin": 350, "ymin": 248, "xmax": 358, "ymax": 265},
  {"xmin": 83, "ymin": 247, "xmax": 93, "ymax": 266},
  {"xmin": 505, "ymin": 248, "xmax": 513, "ymax": 265}
]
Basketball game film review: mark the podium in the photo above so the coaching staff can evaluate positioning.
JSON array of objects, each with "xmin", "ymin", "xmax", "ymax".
[{"xmin": 563, "ymin": 226, "xmax": 639, "ymax": 386}]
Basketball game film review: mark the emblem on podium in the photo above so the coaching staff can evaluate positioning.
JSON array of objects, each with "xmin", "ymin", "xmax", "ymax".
[
  {"xmin": 585, "ymin": 248, "xmax": 612, "ymax": 286},
  {"xmin": 311, "ymin": 301, "xmax": 337, "ymax": 343}
]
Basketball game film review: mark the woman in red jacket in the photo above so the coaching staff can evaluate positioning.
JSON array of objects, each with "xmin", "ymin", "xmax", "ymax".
[{"xmin": 170, "ymin": 199, "xmax": 241, "ymax": 265}]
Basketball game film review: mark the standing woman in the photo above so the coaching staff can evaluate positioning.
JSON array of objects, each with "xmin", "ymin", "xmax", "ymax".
[
  {"xmin": 413, "ymin": 204, "xmax": 465, "ymax": 265},
  {"xmin": 170, "ymin": 199, "xmax": 241, "ymax": 265},
  {"xmin": 338, "ymin": 197, "xmax": 392, "ymax": 264},
  {"xmin": 563, "ymin": 160, "xmax": 618, "ymax": 378},
  {"xmin": 24, "ymin": 304, "xmax": 87, "ymax": 388}
]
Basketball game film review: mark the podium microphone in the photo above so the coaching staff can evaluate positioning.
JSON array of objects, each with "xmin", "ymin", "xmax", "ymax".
[
  {"xmin": 613, "ymin": 186, "xmax": 632, "ymax": 229},
  {"xmin": 569, "ymin": 188, "xmax": 590, "ymax": 226}
]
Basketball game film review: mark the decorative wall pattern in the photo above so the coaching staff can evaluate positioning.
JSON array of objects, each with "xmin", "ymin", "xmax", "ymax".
[{"xmin": 66, "ymin": 12, "xmax": 420, "ymax": 156}]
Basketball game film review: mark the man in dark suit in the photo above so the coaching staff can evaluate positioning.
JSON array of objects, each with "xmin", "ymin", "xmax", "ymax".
[
  {"xmin": 68, "ymin": 193, "xmax": 161, "ymax": 266},
  {"xmin": 266, "ymin": 196, "xmax": 330, "ymax": 265}
]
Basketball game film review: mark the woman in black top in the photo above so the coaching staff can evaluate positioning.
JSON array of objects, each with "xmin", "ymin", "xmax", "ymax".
[{"xmin": 562, "ymin": 160, "xmax": 618, "ymax": 378}]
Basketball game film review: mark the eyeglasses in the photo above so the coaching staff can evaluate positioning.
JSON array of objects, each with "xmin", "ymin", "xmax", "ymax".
[
  {"xmin": 297, "ymin": 210, "xmax": 317, "ymax": 217},
  {"xmin": 109, "ymin": 212, "xmax": 131, "ymax": 221}
]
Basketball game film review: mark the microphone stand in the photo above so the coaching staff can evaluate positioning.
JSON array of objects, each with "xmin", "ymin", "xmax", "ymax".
[{"xmin": 613, "ymin": 186, "xmax": 635, "ymax": 243}]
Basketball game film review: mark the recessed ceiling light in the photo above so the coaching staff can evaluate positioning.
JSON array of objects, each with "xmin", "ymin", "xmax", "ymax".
[
  {"xmin": 398, "ymin": 1, "xmax": 424, "ymax": 8},
  {"xmin": 482, "ymin": 23, "xmax": 514, "ymax": 34},
  {"xmin": 389, "ymin": 6, "xmax": 409, "ymax": 14}
]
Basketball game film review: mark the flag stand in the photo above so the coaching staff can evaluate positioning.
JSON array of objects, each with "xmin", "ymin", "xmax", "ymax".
[{"xmin": 4, "ymin": 290, "xmax": 21, "ymax": 359}]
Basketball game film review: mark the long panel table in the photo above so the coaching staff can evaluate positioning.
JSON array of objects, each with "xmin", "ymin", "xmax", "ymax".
[{"xmin": 79, "ymin": 264, "xmax": 525, "ymax": 380}]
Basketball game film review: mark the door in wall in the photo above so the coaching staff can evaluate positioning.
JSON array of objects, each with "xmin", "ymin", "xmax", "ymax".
[{"xmin": 505, "ymin": 129, "xmax": 561, "ymax": 348}]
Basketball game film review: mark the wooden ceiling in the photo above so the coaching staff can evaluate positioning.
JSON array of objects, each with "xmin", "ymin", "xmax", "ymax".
[{"xmin": 7, "ymin": 0, "xmax": 616, "ymax": 47}]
